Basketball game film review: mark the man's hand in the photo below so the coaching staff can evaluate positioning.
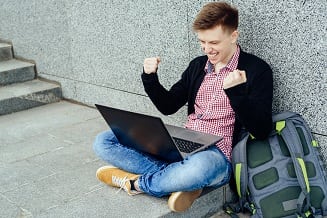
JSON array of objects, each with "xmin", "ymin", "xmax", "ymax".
[
  {"xmin": 223, "ymin": 69, "xmax": 247, "ymax": 89},
  {"xmin": 143, "ymin": 57, "xmax": 161, "ymax": 74}
]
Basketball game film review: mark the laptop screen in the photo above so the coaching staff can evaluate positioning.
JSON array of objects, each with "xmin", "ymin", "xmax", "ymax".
[{"xmin": 95, "ymin": 104, "xmax": 182, "ymax": 162}]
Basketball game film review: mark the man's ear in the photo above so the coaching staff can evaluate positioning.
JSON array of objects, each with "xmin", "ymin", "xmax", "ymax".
[{"xmin": 231, "ymin": 30, "xmax": 239, "ymax": 44}]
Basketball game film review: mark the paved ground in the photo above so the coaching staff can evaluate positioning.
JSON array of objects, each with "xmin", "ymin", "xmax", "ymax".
[{"xmin": 0, "ymin": 100, "xmax": 243, "ymax": 218}]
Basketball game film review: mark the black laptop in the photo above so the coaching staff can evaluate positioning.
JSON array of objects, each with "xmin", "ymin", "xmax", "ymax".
[{"xmin": 95, "ymin": 104, "xmax": 222, "ymax": 162}]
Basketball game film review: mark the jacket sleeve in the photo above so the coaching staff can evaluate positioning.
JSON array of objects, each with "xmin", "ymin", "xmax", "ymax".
[
  {"xmin": 141, "ymin": 69, "xmax": 189, "ymax": 115},
  {"xmin": 224, "ymin": 60, "xmax": 273, "ymax": 140}
]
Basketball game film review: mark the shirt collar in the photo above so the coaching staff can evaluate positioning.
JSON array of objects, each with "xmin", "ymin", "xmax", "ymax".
[{"xmin": 204, "ymin": 45, "xmax": 240, "ymax": 74}]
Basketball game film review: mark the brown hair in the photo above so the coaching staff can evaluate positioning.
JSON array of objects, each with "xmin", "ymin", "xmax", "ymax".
[{"xmin": 193, "ymin": 2, "xmax": 238, "ymax": 32}]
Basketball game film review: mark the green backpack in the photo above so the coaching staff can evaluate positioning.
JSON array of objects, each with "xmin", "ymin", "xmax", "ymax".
[{"xmin": 224, "ymin": 111, "xmax": 327, "ymax": 218}]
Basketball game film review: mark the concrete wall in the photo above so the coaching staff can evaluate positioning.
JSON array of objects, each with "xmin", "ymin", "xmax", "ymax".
[{"xmin": 0, "ymin": 0, "xmax": 326, "ymax": 162}]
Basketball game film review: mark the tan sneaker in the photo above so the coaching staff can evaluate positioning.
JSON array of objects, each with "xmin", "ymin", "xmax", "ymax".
[
  {"xmin": 96, "ymin": 166, "xmax": 141, "ymax": 195},
  {"xmin": 168, "ymin": 189, "xmax": 203, "ymax": 212}
]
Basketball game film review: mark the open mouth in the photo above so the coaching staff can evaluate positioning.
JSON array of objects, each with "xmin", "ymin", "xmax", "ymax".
[{"xmin": 207, "ymin": 53, "xmax": 218, "ymax": 59}]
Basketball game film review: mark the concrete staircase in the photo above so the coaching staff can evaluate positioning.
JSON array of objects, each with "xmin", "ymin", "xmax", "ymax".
[{"xmin": 0, "ymin": 41, "xmax": 62, "ymax": 115}]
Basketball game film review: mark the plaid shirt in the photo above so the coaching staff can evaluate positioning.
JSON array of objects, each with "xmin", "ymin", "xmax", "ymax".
[{"xmin": 185, "ymin": 46, "xmax": 240, "ymax": 161}]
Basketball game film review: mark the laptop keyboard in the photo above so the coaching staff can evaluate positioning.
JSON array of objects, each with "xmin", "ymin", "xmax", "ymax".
[{"xmin": 173, "ymin": 137, "xmax": 203, "ymax": 153}]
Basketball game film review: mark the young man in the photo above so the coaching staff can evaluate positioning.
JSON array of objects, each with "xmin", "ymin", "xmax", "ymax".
[{"xmin": 93, "ymin": 1, "xmax": 273, "ymax": 212}]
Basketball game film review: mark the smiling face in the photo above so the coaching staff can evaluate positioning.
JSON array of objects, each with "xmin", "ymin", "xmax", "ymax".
[{"xmin": 197, "ymin": 25, "xmax": 239, "ymax": 66}]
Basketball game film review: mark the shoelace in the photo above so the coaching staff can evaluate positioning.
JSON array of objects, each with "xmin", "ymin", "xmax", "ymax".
[{"xmin": 112, "ymin": 175, "xmax": 129, "ymax": 194}]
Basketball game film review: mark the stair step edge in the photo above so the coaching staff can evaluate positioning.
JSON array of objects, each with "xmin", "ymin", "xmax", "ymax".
[
  {"xmin": 0, "ymin": 43, "xmax": 13, "ymax": 61},
  {"xmin": 0, "ymin": 79, "xmax": 61, "ymax": 100},
  {"xmin": 0, "ymin": 79, "xmax": 62, "ymax": 115},
  {"xmin": 0, "ymin": 59, "xmax": 35, "ymax": 71},
  {"xmin": 0, "ymin": 60, "xmax": 36, "ymax": 85}
]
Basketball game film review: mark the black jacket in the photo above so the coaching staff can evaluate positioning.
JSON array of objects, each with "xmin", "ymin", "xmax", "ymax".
[{"xmin": 141, "ymin": 49, "xmax": 273, "ymax": 145}]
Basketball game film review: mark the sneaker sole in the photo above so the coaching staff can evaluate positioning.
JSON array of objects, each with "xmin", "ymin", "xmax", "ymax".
[{"xmin": 168, "ymin": 189, "xmax": 202, "ymax": 212}]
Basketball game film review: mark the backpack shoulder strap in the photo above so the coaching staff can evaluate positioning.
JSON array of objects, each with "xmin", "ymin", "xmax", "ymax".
[
  {"xmin": 231, "ymin": 134, "xmax": 251, "ymax": 209},
  {"xmin": 276, "ymin": 114, "xmax": 313, "ymax": 216},
  {"xmin": 224, "ymin": 133, "xmax": 252, "ymax": 217}
]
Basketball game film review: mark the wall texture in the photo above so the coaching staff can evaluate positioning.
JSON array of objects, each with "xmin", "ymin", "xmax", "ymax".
[{"xmin": 0, "ymin": 0, "xmax": 326, "ymax": 161}]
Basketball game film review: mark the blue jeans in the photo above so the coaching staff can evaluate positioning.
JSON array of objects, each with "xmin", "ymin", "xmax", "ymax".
[{"xmin": 93, "ymin": 130, "xmax": 231, "ymax": 197}]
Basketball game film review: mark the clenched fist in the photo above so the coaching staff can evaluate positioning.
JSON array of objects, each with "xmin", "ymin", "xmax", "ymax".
[
  {"xmin": 223, "ymin": 69, "xmax": 247, "ymax": 89},
  {"xmin": 143, "ymin": 57, "xmax": 161, "ymax": 74}
]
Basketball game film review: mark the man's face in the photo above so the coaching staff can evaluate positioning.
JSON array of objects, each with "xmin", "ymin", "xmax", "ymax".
[{"xmin": 197, "ymin": 25, "xmax": 238, "ymax": 65}]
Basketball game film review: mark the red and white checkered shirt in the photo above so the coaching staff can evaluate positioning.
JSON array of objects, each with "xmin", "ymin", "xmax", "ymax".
[{"xmin": 185, "ymin": 46, "xmax": 240, "ymax": 161}]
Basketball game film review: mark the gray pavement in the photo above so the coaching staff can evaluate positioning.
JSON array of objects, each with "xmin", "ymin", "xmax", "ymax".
[{"xmin": 0, "ymin": 101, "xmax": 233, "ymax": 218}]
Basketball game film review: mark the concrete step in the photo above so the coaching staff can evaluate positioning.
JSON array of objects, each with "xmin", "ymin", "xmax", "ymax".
[
  {"xmin": 0, "ymin": 42, "xmax": 13, "ymax": 61},
  {"xmin": 0, "ymin": 59, "xmax": 35, "ymax": 85},
  {"xmin": 0, "ymin": 79, "xmax": 62, "ymax": 115}
]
